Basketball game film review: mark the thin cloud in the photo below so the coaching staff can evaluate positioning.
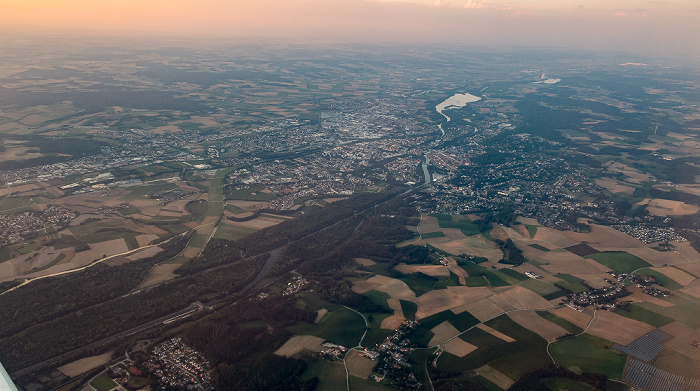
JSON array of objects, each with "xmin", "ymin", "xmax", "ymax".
[{"xmin": 464, "ymin": 0, "xmax": 488, "ymax": 9}]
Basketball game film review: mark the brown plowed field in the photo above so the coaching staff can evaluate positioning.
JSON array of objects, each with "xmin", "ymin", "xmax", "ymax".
[
  {"xmin": 625, "ymin": 286, "xmax": 676, "ymax": 307},
  {"xmin": 428, "ymin": 321, "xmax": 461, "ymax": 346},
  {"xmin": 541, "ymin": 252, "xmax": 610, "ymax": 274},
  {"xmin": 274, "ymin": 335, "xmax": 325, "ymax": 357},
  {"xmin": 572, "ymin": 273, "xmax": 614, "ymax": 289},
  {"xmin": 494, "ymin": 286, "xmax": 552, "ymax": 310},
  {"xmin": 508, "ymin": 310, "xmax": 568, "ymax": 342},
  {"xmin": 58, "ymin": 351, "xmax": 114, "ymax": 377},
  {"xmin": 585, "ymin": 310, "xmax": 655, "ymax": 345},
  {"xmin": 416, "ymin": 286, "xmax": 492, "ymax": 319},
  {"xmin": 453, "ymin": 299, "xmax": 505, "ymax": 322},
  {"xmin": 560, "ymin": 224, "xmax": 643, "ymax": 248},
  {"xmin": 126, "ymin": 246, "xmax": 163, "ymax": 261},
  {"xmin": 315, "ymin": 309, "xmax": 328, "ymax": 324},
  {"xmin": 653, "ymin": 352, "xmax": 700, "ymax": 379},
  {"xmin": 394, "ymin": 263, "xmax": 450, "ymax": 278},
  {"xmin": 445, "ymin": 257, "xmax": 468, "ymax": 285},
  {"xmin": 477, "ymin": 324, "xmax": 516, "ymax": 342},
  {"xmin": 636, "ymin": 198, "xmax": 700, "ymax": 216},
  {"xmin": 381, "ymin": 299, "xmax": 406, "ymax": 330},
  {"xmin": 354, "ymin": 258, "xmax": 376, "ymax": 266},
  {"xmin": 534, "ymin": 227, "xmax": 580, "ymax": 248},
  {"xmin": 550, "ymin": 307, "xmax": 593, "ymax": 329},
  {"xmin": 476, "ymin": 365, "xmax": 514, "ymax": 390},
  {"xmin": 442, "ymin": 338, "xmax": 478, "ymax": 357},
  {"xmin": 660, "ymin": 321, "xmax": 700, "ymax": 360},
  {"xmin": 137, "ymin": 263, "xmax": 180, "ymax": 289},
  {"xmin": 652, "ymin": 267, "xmax": 697, "ymax": 286},
  {"xmin": 346, "ymin": 349, "xmax": 377, "ymax": 378},
  {"xmin": 352, "ymin": 275, "xmax": 417, "ymax": 302},
  {"xmin": 135, "ymin": 234, "xmax": 160, "ymax": 247}
]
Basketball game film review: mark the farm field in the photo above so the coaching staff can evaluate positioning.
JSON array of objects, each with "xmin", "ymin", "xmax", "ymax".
[
  {"xmin": 441, "ymin": 337, "xmax": 478, "ymax": 358},
  {"xmin": 550, "ymin": 334, "xmax": 627, "ymax": 380},
  {"xmin": 585, "ymin": 310, "xmax": 656, "ymax": 345},
  {"xmin": 584, "ymin": 252, "xmax": 652, "ymax": 274},
  {"xmin": 507, "ymin": 310, "xmax": 568, "ymax": 342},
  {"xmin": 286, "ymin": 306, "xmax": 366, "ymax": 348},
  {"xmin": 274, "ymin": 335, "xmax": 325, "ymax": 358},
  {"xmin": 58, "ymin": 351, "xmax": 113, "ymax": 377},
  {"xmin": 615, "ymin": 304, "xmax": 674, "ymax": 327},
  {"xmin": 345, "ymin": 349, "xmax": 376, "ymax": 378}
]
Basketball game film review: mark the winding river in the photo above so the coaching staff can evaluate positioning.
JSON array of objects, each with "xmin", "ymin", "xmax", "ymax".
[{"xmin": 435, "ymin": 92, "xmax": 481, "ymax": 136}]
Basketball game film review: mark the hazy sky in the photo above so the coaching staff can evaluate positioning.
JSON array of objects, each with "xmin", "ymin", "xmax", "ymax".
[{"xmin": 2, "ymin": 0, "xmax": 699, "ymax": 59}]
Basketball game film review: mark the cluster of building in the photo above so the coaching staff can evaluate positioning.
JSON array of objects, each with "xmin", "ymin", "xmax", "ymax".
[
  {"xmin": 144, "ymin": 337, "xmax": 213, "ymax": 391},
  {"xmin": 566, "ymin": 280, "xmax": 630, "ymax": 311},
  {"xmin": 625, "ymin": 273, "xmax": 673, "ymax": 297},
  {"xmin": 369, "ymin": 320, "xmax": 423, "ymax": 390},
  {"xmin": 282, "ymin": 275, "xmax": 308, "ymax": 296},
  {"xmin": 565, "ymin": 271, "xmax": 676, "ymax": 312},
  {"xmin": 0, "ymin": 205, "xmax": 76, "ymax": 245},
  {"xmin": 611, "ymin": 224, "xmax": 686, "ymax": 244},
  {"xmin": 319, "ymin": 342, "xmax": 349, "ymax": 360}
]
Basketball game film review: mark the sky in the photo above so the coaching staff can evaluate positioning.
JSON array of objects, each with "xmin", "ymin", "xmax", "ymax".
[{"xmin": 2, "ymin": 0, "xmax": 699, "ymax": 59}]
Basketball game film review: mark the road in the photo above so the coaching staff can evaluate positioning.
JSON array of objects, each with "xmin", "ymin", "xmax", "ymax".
[
  {"xmin": 0, "ymin": 236, "xmax": 180, "ymax": 297},
  {"xmin": 341, "ymin": 305, "xmax": 369, "ymax": 391},
  {"xmin": 9, "ymin": 246, "xmax": 284, "ymax": 378}
]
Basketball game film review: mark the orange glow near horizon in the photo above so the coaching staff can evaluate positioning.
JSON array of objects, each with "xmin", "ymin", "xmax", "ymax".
[{"xmin": 1, "ymin": 0, "xmax": 698, "ymax": 59}]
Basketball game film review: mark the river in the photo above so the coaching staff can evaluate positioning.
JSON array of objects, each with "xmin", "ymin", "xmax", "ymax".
[
  {"xmin": 435, "ymin": 92, "xmax": 481, "ymax": 136},
  {"xmin": 421, "ymin": 156, "xmax": 431, "ymax": 185}
]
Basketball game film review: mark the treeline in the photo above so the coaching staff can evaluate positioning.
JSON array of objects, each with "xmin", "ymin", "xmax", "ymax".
[
  {"xmin": 176, "ymin": 238, "xmax": 243, "ymax": 275},
  {"xmin": 649, "ymin": 187, "xmax": 700, "ymax": 206},
  {"xmin": 496, "ymin": 238, "xmax": 525, "ymax": 266},
  {"xmin": 0, "ymin": 233, "xmax": 191, "ymax": 339},
  {"xmin": 183, "ymin": 296, "xmax": 317, "ymax": 390},
  {"xmin": 0, "ymin": 253, "xmax": 264, "ymax": 371},
  {"xmin": 235, "ymin": 190, "xmax": 401, "ymax": 256},
  {"xmin": 508, "ymin": 365, "xmax": 608, "ymax": 391}
]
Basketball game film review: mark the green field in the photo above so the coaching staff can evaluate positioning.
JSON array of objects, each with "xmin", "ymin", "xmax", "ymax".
[
  {"xmin": 397, "ymin": 274, "xmax": 439, "ymax": 296},
  {"xmin": 185, "ymin": 200, "xmax": 208, "ymax": 220},
  {"xmin": 432, "ymin": 214, "xmax": 483, "ymax": 236},
  {"xmin": 224, "ymin": 204, "xmax": 247, "ymax": 214},
  {"xmin": 633, "ymin": 269, "xmax": 683, "ymax": 291},
  {"xmin": 301, "ymin": 358, "xmax": 347, "ymax": 391},
  {"xmin": 187, "ymin": 232, "xmax": 209, "ymax": 248},
  {"xmin": 491, "ymin": 268, "xmax": 528, "ymax": 284},
  {"xmin": 483, "ymin": 270, "xmax": 510, "ymax": 287},
  {"xmin": 442, "ymin": 314, "xmax": 551, "ymax": 380},
  {"xmin": 349, "ymin": 377, "xmax": 397, "ymax": 391},
  {"xmin": 637, "ymin": 295, "xmax": 700, "ymax": 327},
  {"xmin": 550, "ymin": 334, "xmax": 626, "ymax": 379},
  {"xmin": 554, "ymin": 274, "xmax": 590, "ymax": 293},
  {"xmin": 528, "ymin": 243, "xmax": 550, "ymax": 251},
  {"xmin": 464, "ymin": 276, "xmax": 489, "ymax": 287},
  {"xmin": 226, "ymin": 184, "xmax": 278, "ymax": 201},
  {"xmin": 286, "ymin": 305, "xmax": 366, "ymax": 348},
  {"xmin": 585, "ymin": 251, "xmax": 652, "ymax": 274},
  {"xmin": 519, "ymin": 279, "xmax": 561, "ymax": 296},
  {"xmin": 400, "ymin": 300, "xmax": 418, "ymax": 320},
  {"xmin": 536, "ymin": 311, "xmax": 584, "ymax": 334},
  {"xmin": 615, "ymin": 304, "xmax": 674, "ymax": 327},
  {"xmin": 362, "ymin": 290, "xmax": 392, "ymax": 312},
  {"xmin": 213, "ymin": 224, "xmax": 258, "ymax": 241},
  {"xmin": 541, "ymin": 377, "xmax": 596, "ymax": 391},
  {"xmin": 91, "ymin": 375, "xmax": 118, "ymax": 391},
  {"xmin": 121, "ymin": 182, "xmax": 177, "ymax": 200},
  {"xmin": 421, "ymin": 231, "xmax": 446, "ymax": 239},
  {"xmin": 525, "ymin": 225, "xmax": 538, "ymax": 238}
]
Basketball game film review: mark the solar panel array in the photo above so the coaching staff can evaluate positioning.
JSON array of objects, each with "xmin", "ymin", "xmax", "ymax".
[
  {"xmin": 613, "ymin": 329, "xmax": 670, "ymax": 362},
  {"xmin": 625, "ymin": 359, "xmax": 700, "ymax": 391}
]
